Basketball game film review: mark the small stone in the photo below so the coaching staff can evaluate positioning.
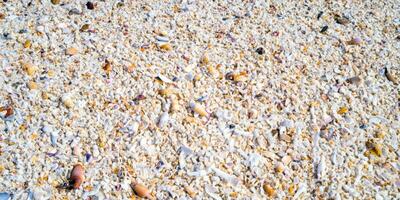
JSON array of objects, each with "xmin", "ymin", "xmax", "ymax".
[
  {"xmin": 263, "ymin": 183, "xmax": 276, "ymax": 197},
  {"xmin": 80, "ymin": 24, "xmax": 90, "ymax": 32},
  {"xmin": 337, "ymin": 107, "xmax": 348, "ymax": 115},
  {"xmin": 103, "ymin": 61, "xmax": 112, "ymax": 73},
  {"xmin": 275, "ymin": 162, "xmax": 284, "ymax": 173},
  {"xmin": 51, "ymin": 0, "xmax": 60, "ymax": 5},
  {"xmin": 23, "ymin": 40, "xmax": 31, "ymax": 48},
  {"xmin": 27, "ymin": 81, "xmax": 38, "ymax": 90},
  {"xmin": 159, "ymin": 43, "xmax": 172, "ymax": 51},
  {"xmin": 320, "ymin": 25, "xmax": 328, "ymax": 33},
  {"xmin": 22, "ymin": 62, "xmax": 37, "ymax": 76},
  {"xmin": 66, "ymin": 47, "xmax": 78, "ymax": 55},
  {"xmin": 62, "ymin": 94, "xmax": 74, "ymax": 109},
  {"xmin": 255, "ymin": 47, "xmax": 265, "ymax": 55},
  {"xmin": 0, "ymin": 13, "xmax": 5, "ymax": 20},
  {"xmin": 86, "ymin": 2, "xmax": 95, "ymax": 10},
  {"xmin": 346, "ymin": 76, "xmax": 361, "ymax": 85},
  {"xmin": 346, "ymin": 37, "xmax": 362, "ymax": 45},
  {"xmin": 334, "ymin": 14, "xmax": 350, "ymax": 25},
  {"xmin": 385, "ymin": 68, "xmax": 397, "ymax": 84}
]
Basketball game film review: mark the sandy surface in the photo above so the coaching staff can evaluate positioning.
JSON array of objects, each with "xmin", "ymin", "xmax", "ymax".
[{"xmin": 0, "ymin": 0, "xmax": 399, "ymax": 199}]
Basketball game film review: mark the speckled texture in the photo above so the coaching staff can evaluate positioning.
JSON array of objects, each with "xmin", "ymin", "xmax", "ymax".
[{"xmin": 0, "ymin": 0, "xmax": 399, "ymax": 199}]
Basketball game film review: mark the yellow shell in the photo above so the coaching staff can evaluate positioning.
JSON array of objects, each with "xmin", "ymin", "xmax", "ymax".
[
  {"xmin": 66, "ymin": 47, "xmax": 78, "ymax": 55},
  {"xmin": 263, "ymin": 183, "xmax": 276, "ymax": 197}
]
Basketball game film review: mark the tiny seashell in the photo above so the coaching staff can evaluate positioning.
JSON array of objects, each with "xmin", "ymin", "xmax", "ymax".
[
  {"xmin": 66, "ymin": 47, "xmax": 78, "ymax": 55},
  {"xmin": 156, "ymin": 36, "xmax": 169, "ymax": 42},
  {"xmin": 346, "ymin": 76, "xmax": 361, "ymax": 85},
  {"xmin": 346, "ymin": 37, "xmax": 361, "ymax": 45},
  {"xmin": 50, "ymin": 132, "xmax": 58, "ymax": 146},
  {"xmin": 211, "ymin": 167, "xmax": 239, "ymax": 186},
  {"xmin": 385, "ymin": 68, "xmax": 397, "ymax": 84},
  {"xmin": 189, "ymin": 101, "xmax": 208, "ymax": 117},
  {"xmin": 159, "ymin": 43, "xmax": 172, "ymax": 51},
  {"xmin": 275, "ymin": 162, "xmax": 284, "ymax": 173},
  {"xmin": 158, "ymin": 112, "xmax": 169, "ymax": 128},
  {"xmin": 262, "ymin": 183, "xmax": 276, "ymax": 197},
  {"xmin": 61, "ymin": 94, "xmax": 74, "ymax": 108},
  {"xmin": 157, "ymin": 74, "xmax": 173, "ymax": 83},
  {"xmin": 22, "ymin": 62, "xmax": 37, "ymax": 76},
  {"xmin": 131, "ymin": 182, "xmax": 154, "ymax": 200},
  {"xmin": 69, "ymin": 164, "xmax": 84, "ymax": 189},
  {"xmin": 184, "ymin": 186, "xmax": 196, "ymax": 198}
]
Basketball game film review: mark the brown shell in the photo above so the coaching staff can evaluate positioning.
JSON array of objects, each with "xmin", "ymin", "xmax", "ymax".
[
  {"xmin": 131, "ymin": 182, "xmax": 153, "ymax": 199},
  {"xmin": 69, "ymin": 164, "xmax": 84, "ymax": 189}
]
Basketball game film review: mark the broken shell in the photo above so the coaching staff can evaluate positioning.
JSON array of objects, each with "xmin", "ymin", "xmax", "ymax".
[
  {"xmin": 200, "ymin": 55, "xmax": 209, "ymax": 65},
  {"xmin": 275, "ymin": 162, "xmax": 284, "ymax": 173},
  {"xmin": 69, "ymin": 164, "xmax": 84, "ymax": 189},
  {"xmin": 346, "ymin": 76, "xmax": 361, "ymax": 85},
  {"xmin": 248, "ymin": 109, "xmax": 258, "ymax": 119},
  {"xmin": 158, "ymin": 112, "xmax": 169, "ymax": 128},
  {"xmin": 263, "ymin": 183, "xmax": 276, "ymax": 197},
  {"xmin": 131, "ymin": 182, "xmax": 154, "ymax": 199},
  {"xmin": 346, "ymin": 37, "xmax": 362, "ymax": 45},
  {"xmin": 207, "ymin": 65, "xmax": 219, "ymax": 77},
  {"xmin": 385, "ymin": 68, "xmax": 397, "ymax": 84},
  {"xmin": 61, "ymin": 95, "xmax": 74, "ymax": 109},
  {"xmin": 334, "ymin": 14, "xmax": 350, "ymax": 25},
  {"xmin": 0, "ymin": 106, "xmax": 13, "ymax": 118},
  {"xmin": 170, "ymin": 98, "xmax": 179, "ymax": 112},
  {"xmin": 184, "ymin": 185, "xmax": 196, "ymax": 198},
  {"xmin": 27, "ymin": 81, "xmax": 38, "ymax": 90},
  {"xmin": 103, "ymin": 61, "xmax": 112, "ymax": 73},
  {"xmin": 159, "ymin": 43, "xmax": 172, "ymax": 51},
  {"xmin": 158, "ymin": 88, "xmax": 175, "ymax": 96},
  {"xmin": 189, "ymin": 101, "xmax": 208, "ymax": 117},
  {"xmin": 337, "ymin": 107, "xmax": 348, "ymax": 115},
  {"xmin": 24, "ymin": 40, "xmax": 32, "ymax": 48},
  {"xmin": 66, "ymin": 47, "xmax": 78, "ymax": 55},
  {"xmin": 22, "ymin": 62, "xmax": 37, "ymax": 76}
]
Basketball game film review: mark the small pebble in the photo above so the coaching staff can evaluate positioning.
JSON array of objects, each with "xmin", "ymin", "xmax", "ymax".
[
  {"xmin": 346, "ymin": 76, "xmax": 361, "ymax": 85},
  {"xmin": 66, "ymin": 47, "xmax": 78, "ymax": 55},
  {"xmin": 23, "ymin": 40, "xmax": 31, "ymax": 48},
  {"xmin": 334, "ymin": 14, "xmax": 350, "ymax": 25},
  {"xmin": 131, "ymin": 182, "xmax": 154, "ymax": 200},
  {"xmin": 159, "ymin": 43, "xmax": 172, "ymax": 51},
  {"xmin": 86, "ymin": 2, "xmax": 95, "ymax": 10},
  {"xmin": 320, "ymin": 25, "xmax": 328, "ymax": 33},
  {"xmin": 255, "ymin": 47, "xmax": 265, "ymax": 55},
  {"xmin": 385, "ymin": 68, "xmax": 397, "ymax": 84},
  {"xmin": 275, "ymin": 162, "xmax": 284, "ymax": 173},
  {"xmin": 346, "ymin": 37, "xmax": 362, "ymax": 45},
  {"xmin": 189, "ymin": 101, "xmax": 208, "ymax": 117},
  {"xmin": 80, "ymin": 24, "xmax": 90, "ymax": 32},
  {"xmin": 27, "ymin": 81, "xmax": 38, "ymax": 90},
  {"xmin": 22, "ymin": 62, "xmax": 37, "ymax": 76},
  {"xmin": 51, "ymin": 0, "xmax": 60, "ymax": 5},
  {"xmin": 263, "ymin": 183, "xmax": 276, "ymax": 197}
]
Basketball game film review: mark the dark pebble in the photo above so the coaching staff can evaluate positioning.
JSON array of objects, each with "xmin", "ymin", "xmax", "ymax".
[
  {"xmin": 317, "ymin": 11, "xmax": 323, "ymax": 19},
  {"xmin": 18, "ymin": 29, "xmax": 28, "ymax": 34},
  {"xmin": 320, "ymin": 26, "xmax": 328, "ymax": 33},
  {"xmin": 346, "ymin": 76, "xmax": 361, "ymax": 85},
  {"xmin": 69, "ymin": 8, "xmax": 81, "ymax": 15},
  {"xmin": 255, "ymin": 47, "xmax": 265, "ymax": 55},
  {"xmin": 86, "ymin": 1, "xmax": 95, "ymax": 10}
]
